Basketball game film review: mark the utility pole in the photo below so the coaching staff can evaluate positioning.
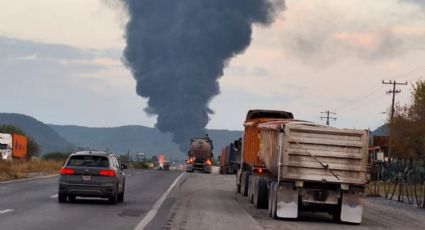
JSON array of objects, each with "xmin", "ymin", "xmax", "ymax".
[
  {"xmin": 321, "ymin": 110, "xmax": 337, "ymax": 125},
  {"xmin": 382, "ymin": 80, "xmax": 408, "ymax": 157}
]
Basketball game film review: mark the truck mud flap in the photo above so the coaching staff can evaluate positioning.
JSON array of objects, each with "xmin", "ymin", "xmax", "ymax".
[
  {"xmin": 341, "ymin": 191, "xmax": 363, "ymax": 224},
  {"xmin": 276, "ymin": 183, "xmax": 298, "ymax": 219}
]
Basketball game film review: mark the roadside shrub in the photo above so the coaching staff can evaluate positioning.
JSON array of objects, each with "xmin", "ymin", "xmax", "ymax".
[{"xmin": 43, "ymin": 152, "xmax": 70, "ymax": 162}]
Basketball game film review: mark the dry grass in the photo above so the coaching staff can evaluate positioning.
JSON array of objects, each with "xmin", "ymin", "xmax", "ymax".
[{"xmin": 0, "ymin": 159, "xmax": 64, "ymax": 181}]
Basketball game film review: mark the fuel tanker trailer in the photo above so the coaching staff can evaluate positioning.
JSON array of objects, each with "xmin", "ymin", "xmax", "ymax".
[{"xmin": 186, "ymin": 135, "xmax": 213, "ymax": 173}]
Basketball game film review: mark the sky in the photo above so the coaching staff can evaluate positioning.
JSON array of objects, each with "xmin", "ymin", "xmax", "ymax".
[{"xmin": 1, "ymin": 0, "xmax": 425, "ymax": 131}]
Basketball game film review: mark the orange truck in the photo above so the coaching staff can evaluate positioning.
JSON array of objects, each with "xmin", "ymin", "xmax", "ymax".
[
  {"xmin": 236, "ymin": 110, "xmax": 294, "ymax": 194},
  {"xmin": 0, "ymin": 133, "xmax": 27, "ymax": 160},
  {"xmin": 219, "ymin": 138, "xmax": 242, "ymax": 174}
]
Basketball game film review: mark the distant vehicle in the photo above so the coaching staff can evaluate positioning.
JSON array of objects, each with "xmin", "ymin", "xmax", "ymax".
[
  {"xmin": 58, "ymin": 151, "xmax": 127, "ymax": 204},
  {"xmin": 186, "ymin": 135, "xmax": 213, "ymax": 173},
  {"xmin": 0, "ymin": 133, "xmax": 27, "ymax": 161},
  {"xmin": 158, "ymin": 154, "xmax": 165, "ymax": 169},
  {"xmin": 219, "ymin": 138, "xmax": 241, "ymax": 174},
  {"xmin": 237, "ymin": 110, "xmax": 369, "ymax": 224}
]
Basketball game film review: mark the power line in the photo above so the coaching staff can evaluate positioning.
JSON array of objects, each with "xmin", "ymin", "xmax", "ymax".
[
  {"xmin": 320, "ymin": 110, "xmax": 336, "ymax": 126},
  {"xmin": 382, "ymin": 80, "xmax": 408, "ymax": 122},
  {"xmin": 382, "ymin": 80, "xmax": 408, "ymax": 157}
]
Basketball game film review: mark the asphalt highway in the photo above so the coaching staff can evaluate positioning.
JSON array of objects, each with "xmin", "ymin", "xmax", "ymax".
[
  {"xmin": 0, "ymin": 169, "xmax": 181, "ymax": 230},
  {"xmin": 1, "ymin": 170, "xmax": 425, "ymax": 230}
]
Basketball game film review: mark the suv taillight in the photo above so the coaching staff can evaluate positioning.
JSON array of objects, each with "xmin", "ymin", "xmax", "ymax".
[
  {"xmin": 99, "ymin": 170, "xmax": 116, "ymax": 177},
  {"xmin": 60, "ymin": 168, "xmax": 74, "ymax": 175}
]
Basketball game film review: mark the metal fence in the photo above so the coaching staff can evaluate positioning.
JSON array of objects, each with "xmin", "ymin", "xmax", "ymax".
[{"xmin": 368, "ymin": 158, "xmax": 425, "ymax": 208}]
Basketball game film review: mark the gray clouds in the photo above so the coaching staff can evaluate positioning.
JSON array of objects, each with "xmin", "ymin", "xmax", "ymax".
[{"xmin": 280, "ymin": 0, "xmax": 425, "ymax": 65}]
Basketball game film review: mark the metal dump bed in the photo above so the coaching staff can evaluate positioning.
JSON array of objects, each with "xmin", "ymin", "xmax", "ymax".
[{"xmin": 259, "ymin": 121, "xmax": 368, "ymax": 185}]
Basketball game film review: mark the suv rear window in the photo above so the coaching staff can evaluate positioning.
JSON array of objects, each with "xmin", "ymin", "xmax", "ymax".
[{"xmin": 67, "ymin": 155, "xmax": 109, "ymax": 167}]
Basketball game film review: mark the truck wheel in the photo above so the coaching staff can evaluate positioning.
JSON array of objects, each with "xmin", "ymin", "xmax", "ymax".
[
  {"xmin": 332, "ymin": 199, "xmax": 341, "ymax": 222},
  {"xmin": 58, "ymin": 194, "xmax": 67, "ymax": 203},
  {"xmin": 248, "ymin": 176, "xmax": 254, "ymax": 203},
  {"xmin": 251, "ymin": 176, "xmax": 260, "ymax": 207},
  {"xmin": 240, "ymin": 172, "xmax": 246, "ymax": 195},
  {"xmin": 255, "ymin": 178, "xmax": 267, "ymax": 209},
  {"xmin": 241, "ymin": 172, "xmax": 250, "ymax": 196},
  {"xmin": 268, "ymin": 182, "xmax": 273, "ymax": 216},
  {"xmin": 236, "ymin": 170, "xmax": 242, "ymax": 193},
  {"xmin": 268, "ymin": 182, "xmax": 277, "ymax": 218}
]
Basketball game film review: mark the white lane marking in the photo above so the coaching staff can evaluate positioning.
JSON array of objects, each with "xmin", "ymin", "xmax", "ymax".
[
  {"xmin": 50, "ymin": 194, "xmax": 58, "ymax": 198},
  {"xmin": 0, "ymin": 209, "xmax": 14, "ymax": 214},
  {"xmin": 134, "ymin": 172, "xmax": 185, "ymax": 230}
]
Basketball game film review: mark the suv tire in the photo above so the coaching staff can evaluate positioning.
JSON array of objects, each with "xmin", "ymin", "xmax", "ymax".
[{"xmin": 58, "ymin": 194, "xmax": 67, "ymax": 203}]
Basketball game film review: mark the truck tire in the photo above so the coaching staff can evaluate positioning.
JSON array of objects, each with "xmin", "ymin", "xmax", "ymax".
[
  {"xmin": 254, "ymin": 178, "xmax": 268, "ymax": 209},
  {"xmin": 248, "ymin": 176, "xmax": 254, "ymax": 203},
  {"xmin": 241, "ymin": 171, "xmax": 251, "ymax": 196},
  {"xmin": 267, "ymin": 182, "xmax": 273, "ymax": 216},
  {"xmin": 240, "ymin": 172, "xmax": 246, "ymax": 195},
  {"xmin": 332, "ymin": 199, "xmax": 341, "ymax": 222},
  {"xmin": 236, "ymin": 170, "xmax": 242, "ymax": 193},
  {"xmin": 268, "ymin": 182, "xmax": 277, "ymax": 219}
]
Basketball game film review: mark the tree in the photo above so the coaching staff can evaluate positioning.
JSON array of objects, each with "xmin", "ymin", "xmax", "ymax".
[
  {"xmin": 0, "ymin": 125, "xmax": 40, "ymax": 159},
  {"xmin": 391, "ymin": 80, "xmax": 425, "ymax": 158}
]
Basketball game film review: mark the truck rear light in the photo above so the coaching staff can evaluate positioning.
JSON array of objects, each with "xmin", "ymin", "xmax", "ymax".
[
  {"xmin": 60, "ymin": 168, "xmax": 74, "ymax": 175},
  {"xmin": 206, "ymin": 160, "xmax": 212, "ymax": 165},
  {"xmin": 99, "ymin": 170, "xmax": 116, "ymax": 177}
]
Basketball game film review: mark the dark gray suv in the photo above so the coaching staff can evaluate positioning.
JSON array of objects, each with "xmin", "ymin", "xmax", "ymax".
[{"xmin": 58, "ymin": 151, "xmax": 127, "ymax": 204}]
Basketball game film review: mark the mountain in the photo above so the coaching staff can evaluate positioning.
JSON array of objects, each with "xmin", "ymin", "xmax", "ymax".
[
  {"xmin": 0, "ymin": 113, "xmax": 243, "ymax": 160},
  {"xmin": 49, "ymin": 124, "xmax": 243, "ymax": 161},
  {"xmin": 371, "ymin": 124, "xmax": 388, "ymax": 136},
  {"xmin": 0, "ymin": 113, "xmax": 73, "ymax": 154}
]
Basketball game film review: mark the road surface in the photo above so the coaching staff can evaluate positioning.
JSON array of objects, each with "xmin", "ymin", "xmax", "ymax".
[
  {"xmin": 1, "ymin": 170, "xmax": 424, "ymax": 230},
  {"xmin": 0, "ymin": 169, "xmax": 181, "ymax": 230},
  {"xmin": 148, "ymin": 173, "xmax": 425, "ymax": 230}
]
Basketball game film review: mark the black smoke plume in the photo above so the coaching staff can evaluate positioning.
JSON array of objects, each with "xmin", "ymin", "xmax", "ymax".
[{"xmin": 121, "ymin": 0, "xmax": 285, "ymax": 151}]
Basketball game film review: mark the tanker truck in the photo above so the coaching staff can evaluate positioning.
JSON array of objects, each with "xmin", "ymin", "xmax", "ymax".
[{"xmin": 186, "ymin": 135, "xmax": 213, "ymax": 173}]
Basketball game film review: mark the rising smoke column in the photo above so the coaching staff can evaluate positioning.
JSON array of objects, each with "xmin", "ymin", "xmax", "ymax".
[{"xmin": 122, "ymin": 0, "xmax": 285, "ymax": 151}]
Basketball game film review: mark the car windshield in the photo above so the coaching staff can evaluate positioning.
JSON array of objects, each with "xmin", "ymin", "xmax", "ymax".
[{"xmin": 67, "ymin": 155, "xmax": 109, "ymax": 167}]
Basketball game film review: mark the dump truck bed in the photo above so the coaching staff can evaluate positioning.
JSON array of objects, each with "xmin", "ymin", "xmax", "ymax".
[{"xmin": 259, "ymin": 121, "xmax": 368, "ymax": 185}]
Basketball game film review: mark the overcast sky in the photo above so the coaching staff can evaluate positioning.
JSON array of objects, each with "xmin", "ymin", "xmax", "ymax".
[{"xmin": 1, "ymin": 0, "xmax": 425, "ymax": 131}]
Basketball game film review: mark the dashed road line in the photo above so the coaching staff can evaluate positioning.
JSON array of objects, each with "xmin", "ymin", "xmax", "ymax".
[
  {"xmin": 0, "ymin": 209, "xmax": 14, "ymax": 214},
  {"xmin": 50, "ymin": 194, "xmax": 58, "ymax": 198}
]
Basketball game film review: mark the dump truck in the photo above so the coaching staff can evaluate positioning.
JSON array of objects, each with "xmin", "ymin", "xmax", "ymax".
[
  {"xmin": 236, "ymin": 110, "xmax": 294, "ymax": 194},
  {"xmin": 219, "ymin": 138, "xmax": 242, "ymax": 174},
  {"xmin": 0, "ymin": 133, "xmax": 27, "ymax": 161},
  {"xmin": 186, "ymin": 135, "xmax": 213, "ymax": 173},
  {"xmin": 246, "ymin": 119, "xmax": 368, "ymax": 224}
]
